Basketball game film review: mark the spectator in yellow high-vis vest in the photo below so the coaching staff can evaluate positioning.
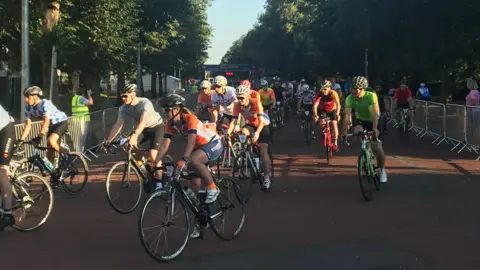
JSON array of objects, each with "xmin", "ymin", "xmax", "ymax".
[{"xmin": 71, "ymin": 88, "xmax": 93, "ymax": 152}]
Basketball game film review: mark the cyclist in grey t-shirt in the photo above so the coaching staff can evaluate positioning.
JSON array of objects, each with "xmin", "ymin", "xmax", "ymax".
[{"xmin": 105, "ymin": 84, "xmax": 164, "ymax": 187}]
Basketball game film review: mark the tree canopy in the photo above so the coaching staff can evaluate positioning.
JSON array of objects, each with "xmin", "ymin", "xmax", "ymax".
[
  {"xmin": 0, "ymin": 0, "xmax": 212, "ymax": 95},
  {"xmin": 221, "ymin": 0, "xmax": 480, "ymax": 99}
]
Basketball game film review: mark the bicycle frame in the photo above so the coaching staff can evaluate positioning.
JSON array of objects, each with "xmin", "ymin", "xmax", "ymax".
[{"xmin": 359, "ymin": 134, "xmax": 375, "ymax": 175}]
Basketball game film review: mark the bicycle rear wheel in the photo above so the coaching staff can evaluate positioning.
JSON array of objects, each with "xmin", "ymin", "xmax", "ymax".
[
  {"xmin": 357, "ymin": 152, "xmax": 374, "ymax": 201},
  {"xmin": 305, "ymin": 121, "xmax": 312, "ymax": 144},
  {"xmin": 138, "ymin": 190, "xmax": 190, "ymax": 262},
  {"xmin": 11, "ymin": 172, "xmax": 54, "ymax": 232},
  {"xmin": 210, "ymin": 177, "xmax": 245, "ymax": 241},
  {"xmin": 59, "ymin": 152, "xmax": 89, "ymax": 195},
  {"xmin": 106, "ymin": 161, "xmax": 143, "ymax": 214}
]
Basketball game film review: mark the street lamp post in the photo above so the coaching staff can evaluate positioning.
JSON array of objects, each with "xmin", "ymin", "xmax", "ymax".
[{"xmin": 20, "ymin": 0, "xmax": 29, "ymax": 121}]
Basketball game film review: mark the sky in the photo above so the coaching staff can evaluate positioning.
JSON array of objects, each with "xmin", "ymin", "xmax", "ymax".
[{"xmin": 205, "ymin": 0, "xmax": 266, "ymax": 65}]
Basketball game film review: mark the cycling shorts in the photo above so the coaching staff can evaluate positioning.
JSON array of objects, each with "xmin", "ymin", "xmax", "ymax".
[
  {"xmin": 47, "ymin": 120, "xmax": 69, "ymax": 138},
  {"xmin": 244, "ymin": 124, "xmax": 270, "ymax": 144},
  {"xmin": 139, "ymin": 123, "xmax": 164, "ymax": 149}
]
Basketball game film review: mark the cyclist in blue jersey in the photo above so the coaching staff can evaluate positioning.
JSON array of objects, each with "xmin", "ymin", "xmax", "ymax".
[
  {"xmin": 18, "ymin": 86, "xmax": 69, "ymax": 167},
  {"xmin": 0, "ymin": 105, "xmax": 15, "ymax": 229}
]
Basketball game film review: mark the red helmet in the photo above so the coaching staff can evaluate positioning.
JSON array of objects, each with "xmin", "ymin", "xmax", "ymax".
[{"xmin": 240, "ymin": 80, "xmax": 251, "ymax": 88}]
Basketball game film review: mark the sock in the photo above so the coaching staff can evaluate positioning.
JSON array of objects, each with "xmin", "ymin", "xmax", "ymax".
[{"xmin": 207, "ymin": 183, "xmax": 216, "ymax": 190}]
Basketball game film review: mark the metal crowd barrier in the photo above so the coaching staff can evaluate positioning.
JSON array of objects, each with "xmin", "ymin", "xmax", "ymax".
[{"xmin": 386, "ymin": 97, "xmax": 480, "ymax": 160}]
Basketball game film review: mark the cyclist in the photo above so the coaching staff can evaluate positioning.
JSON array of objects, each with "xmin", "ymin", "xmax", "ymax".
[
  {"xmin": 258, "ymin": 78, "xmax": 276, "ymax": 116},
  {"xmin": 297, "ymin": 78, "xmax": 308, "ymax": 96},
  {"xmin": 19, "ymin": 86, "xmax": 69, "ymax": 166},
  {"xmin": 297, "ymin": 84, "xmax": 315, "ymax": 137},
  {"xmin": 104, "ymin": 84, "xmax": 164, "ymax": 187},
  {"xmin": 272, "ymin": 80, "xmax": 285, "ymax": 127},
  {"xmin": 211, "ymin": 75, "xmax": 237, "ymax": 128},
  {"xmin": 341, "ymin": 76, "xmax": 388, "ymax": 183},
  {"xmin": 313, "ymin": 80, "xmax": 341, "ymax": 151},
  {"xmin": 154, "ymin": 94, "xmax": 222, "ymax": 204},
  {"xmin": 227, "ymin": 85, "xmax": 272, "ymax": 190},
  {"xmin": 0, "ymin": 105, "xmax": 15, "ymax": 229},
  {"xmin": 194, "ymin": 80, "xmax": 213, "ymax": 122},
  {"xmin": 393, "ymin": 82, "xmax": 415, "ymax": 127}
]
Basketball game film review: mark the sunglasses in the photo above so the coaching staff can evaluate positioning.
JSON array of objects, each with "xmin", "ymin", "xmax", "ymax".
[
  {"xmin": 214, "ymin": 85, "xmax": 222, "ymax": 88},
  {"xmin": 237, "ymin": 97, "xmax": 246, "ymax": 101},
  {"xmin": 121, "ymin": 94, "xmax": 129, "ymax": 98},
  {"xmin": 163, "ymin": 108, "xmax": 172, "ymax": 113}
]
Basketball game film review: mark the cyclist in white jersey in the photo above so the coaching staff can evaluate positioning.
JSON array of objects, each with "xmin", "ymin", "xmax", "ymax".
[{"xmin": 211, "ymin": 75, "xmax": 238, "ymax": 128}]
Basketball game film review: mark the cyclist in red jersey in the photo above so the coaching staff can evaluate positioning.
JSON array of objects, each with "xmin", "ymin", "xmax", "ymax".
[
  {"xmin": 313, "ymin": 80, "xmax": 341, "ymax": 150},
  {"xmin": 393, "ymin": 82, "xmax": 415, "ymax": 125}
]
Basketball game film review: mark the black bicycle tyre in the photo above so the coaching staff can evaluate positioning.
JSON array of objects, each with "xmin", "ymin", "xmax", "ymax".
[
  {"xmin": 210, "ymin": 177, "xmax": 245, "ymax": 241},
  {"xmin": 138, "ymin": 190, "xmax": 190, "ymax": 262},
  {"xmin": 11, "ymin": 172, "xmax": 54, "ymax": 232},
  {"xmin": 106, "ymin": 161, "xmax": 143, "ymax": 214},
  {"xmin": 232, "ymin": 152, "xmax": 254, "ymax": 202},
  {"xmin": 373, "ymin": 167, "xmax": 381, "ymax": 191},
  {"xmin": 60, "ymin": 152, "xmax": 89, "ymax": 195},
  {"xmin": 357, "ymin": 152, "xmax": 374, "ymax": 202},
  {"xmin": 326, "ymin": 144, "xmax": 331, "ymax": 165}
]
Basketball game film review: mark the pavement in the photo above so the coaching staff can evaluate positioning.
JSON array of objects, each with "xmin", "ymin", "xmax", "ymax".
[{"xmin": 1, "ymin": 118, "xmax": 479, "ymax": 270}]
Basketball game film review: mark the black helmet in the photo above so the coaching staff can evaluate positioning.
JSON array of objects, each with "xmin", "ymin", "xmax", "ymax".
[
  {"xmin": 23, "ymin": 86, "xmax": 43, "ymax": 97},
  {"xmin": 122, "ymin": 83, "xmax": 137, "ymax": 94},
  {"xmin": 160, "ymin": 94, "xmax": 186, "ymax": 108}
]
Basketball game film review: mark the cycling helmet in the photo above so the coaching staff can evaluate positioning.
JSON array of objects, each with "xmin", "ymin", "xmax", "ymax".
[
  {"xmin": 260, "ymin": 78, "xmax": 268, "ymax": 87},
  {"xmin": 301, "ymin": 84, "xmax": 310, "ymax": 91},
  {"xmin": 23, "ymin": 86, "xmax": 43, "ymax": 96},
  {"xmin": 240, "ymin": 80, "xmax": 251, "ymax": 88},
  {"xmin": 320, "ymin": 80, "xmax": 332, "ymax": 89},
  {"xmin": 160, "ymin": 94, "xmax": 186, "ymax": 108},
  {"xmin": 236, "ymin": 85, "xmax": 250, "ymax": 96},
  {"xmin": 420, "ymin": 83, "xmax": 425, "ymax": 87},
  {"xmin": 351, "ymin": 76, "xmax": 369, "ymax": 89},
  {"xmin": 122, "ymin": 83, "xmax": 137, "ymax": 94},
  {"xmin": 200, "ymin": 80, "xmax": 211, "ymax": 89},
  {"xmin": 300, "ymin": 78, "xmax": 306, "ymax": 83},
  {"xmin": 214, "ymin": 75, "xmax": 228, "ymax": 87}
]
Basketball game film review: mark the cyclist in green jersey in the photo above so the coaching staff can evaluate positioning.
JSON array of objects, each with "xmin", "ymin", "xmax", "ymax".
[{"xmin": 341, "ymin": 76, "xmax": 388, "ymax": 183}]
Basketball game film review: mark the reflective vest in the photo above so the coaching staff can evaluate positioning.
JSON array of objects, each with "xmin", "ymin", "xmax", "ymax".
[{"xmin": 72, "ymin": 94, "xmax": 90, "ymax": 121}]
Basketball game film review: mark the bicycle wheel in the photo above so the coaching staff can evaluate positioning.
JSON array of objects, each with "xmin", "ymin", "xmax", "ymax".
[
  {"xmin": 138, "ymin": 190, "xmax": 190, "ymax": 262},
  {"xmin": 373, "ymin": 167, "xmax": 381, "ymax": 191},
  {"xmin": 106, "ymin": 161, "xmax": 143, "ymax": 214},
  {"xmin": 210, "ymin": 177, "xmax": 245, "ymax": 241},
  {"xmin": 59, "ymin": 152, "xmax": 89, "ymax": 195},
  {"xmin": 11, "ymin": 172, "xmax": 54, "ymax": 232},
  {"xmin": 357, "ymin": 152, "xmax": 374, "ymax": 201},
  {"xmin": 232, "ymin": 152, "xmax": 254, "ymax": 202},
  {"xmin": 305, "ymin": 121, "xmax": 312, "ymax": 144}
]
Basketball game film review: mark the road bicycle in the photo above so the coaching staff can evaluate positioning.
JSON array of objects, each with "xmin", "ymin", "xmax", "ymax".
[
  {"xmin": 318, "ymin": 115, "xmax": 334, "ymax": 164},
  {"xmin": 14, "ymin": 139, "xmax": 88, "ymax": 195},
  {"xmin": 105, "ymin": 134, "xmax": 172, "ymax": 214},
  {"xmin": 231, "ymin": 134, "xmax": 274, "ymax": 202},
  {"xmin": 344, "ymin": 130, "xmax": 380, "ymax": 201},
  {"xmin": 3, "ymin": 148, "xmax": 54, "ymax": 232},
  {"xmin": 138, "ymin": 160, "xmax": 245, "ymax": 262},
  {"xmin": 299, "ymin": 108, "xmax": 315, "ymax": 144}
]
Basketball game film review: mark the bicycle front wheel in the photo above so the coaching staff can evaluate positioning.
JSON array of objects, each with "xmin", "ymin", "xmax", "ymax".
[
  {"xmin": 138, "ymin": 190, "xmax": 190, "ymax": 262},
  {"xmin": 232, "ymin": 152, "xmax": 254, "ymax": 202},
  {"xmin": 106, "ymin": 161, "xmax": 143, "ymax": 214},
  {"xmin": 357, "ymin": 152, "xmax": 374, "ymax": 201},
  {"xmin": 211, "ymin": 177, "xmax": 245, "ymax": 241},
  {"xmin": 11, "ymin": 172, "xmax": 54, "ymax": 232},
  {"xmin": 59, "ymin": 152, "xmax": 89, "ymax": 195}
]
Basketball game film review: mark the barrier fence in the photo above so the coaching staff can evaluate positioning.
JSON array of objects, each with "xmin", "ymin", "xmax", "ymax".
[{"xmin": 385, "ymin": 97, "xmax": 480, "ymax": 160}]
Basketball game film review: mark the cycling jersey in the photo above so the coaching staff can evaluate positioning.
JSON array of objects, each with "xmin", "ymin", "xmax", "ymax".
[
  {"xmin": 299, "ymin": 90, "xmax": 315, "ymax": 105},
  {"xmin": 314, "ymin": 90, "xmax": 340, "ymax": 112},
  {"xmin": 394, "ymin": 88, "xmax": 412, "ymax": 104},
  {"xmin": 232, "ymin": 99, "xmax": 270, "ymax": 127},
  {"xmin": 0, "ymin": 104, "xmax": 13, "ymax": 130},
  {"xmin": 25, "ymin": 99, "xmax": 68, "ymax": 125},
  {"xmin": 197, "ymin": 92, "xmax": 212, "ymax": 107},
  {"xmin": 345, "ymin": 91, "xmax": 378, "ymax": 122},
  {"xmin": 272, "ymin": 87, "xmax": 284, "ymax": 102},
  {"xmin": 259, "ymin": 88, "xmax": 276, "ymax": 107},
  {"xmin": 164, "ymin": 113, "xmax": 220, "ymax": 150},
  {"xmin": 211, "ymin": 86, "xmax": 237, "ymax": 115}
]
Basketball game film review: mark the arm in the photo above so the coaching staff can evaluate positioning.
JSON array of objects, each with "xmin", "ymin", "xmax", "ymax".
[
  {"xmin": 86, "ymin": 90, "xmax": 93, "ymax": 105},
  {"xmin": 342, "ymin": 108, "xmax": 352, "ymax": 135},
  {"xmin": 312, "ymin": 100, "xmax": 320, "ymax": 119},
  {"xmin": 154, "ymin": 138, "xmax": 171, "ymax": 164},
  {"xmin": 39, "ymin": 116, "xmax": 50, "ymax": 136},
  {"xmin": 19, "ymin": 119, "xmax": 32, "ymax": 141},
  {"xmin": 227, "ymin": 104, "xmax": 241, "ymax": 135},
  {"xmin": 183, "ymin": 134, "xmax": 196, "ymax": 159},
  {"xmin": 211, "ymin": 105, "xmax": 220, "ymax": 123},
  {"xmin": 371, "ymin": 103, "xmax": 380, "ymax": 130},
  {"xmin": 105, "ymin": 119, "xmax": 125, "ymax": 143}
]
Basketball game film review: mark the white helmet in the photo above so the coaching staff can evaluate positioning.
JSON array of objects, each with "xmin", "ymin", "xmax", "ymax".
[
  {"xmin": 260, "ymin": 78, "xmax": 268, "ymax": 87},
  {"xmin": 300, "ymin": 78, "xmax": 306, "ymax": 83},
  {"xmin": 200, "ymin": 80, "xmax": 211, "ymax": 88},
  {"xmin": 420, "ymin": 83, "xmax": 425, "ymax": 87},
  {"xmin": 301, "ymin": 84, "xmax": 310, "ymax": 91},
  {"xmin": 214, "ymin": 75, "xmax": 228, "ymax": 87},
  {"xmin": 236, "ymin": 85, "xmax": 250, "ymax": 96}
]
